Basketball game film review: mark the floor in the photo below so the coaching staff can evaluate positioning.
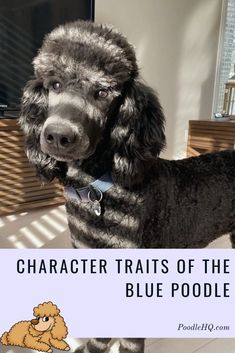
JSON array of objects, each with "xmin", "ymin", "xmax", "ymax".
[
  {"xmin": 0, "ymin": 205, "xmax": 72, "ymax": 249},
  {"xmin": 0, "ymin": 205, "xmax": 234, "ymax": 353}
]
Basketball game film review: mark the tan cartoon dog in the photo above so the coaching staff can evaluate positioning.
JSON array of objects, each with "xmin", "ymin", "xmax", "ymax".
[{"xmin": 0, "ymin": 301, "xmax": 70, "ymax": 352}]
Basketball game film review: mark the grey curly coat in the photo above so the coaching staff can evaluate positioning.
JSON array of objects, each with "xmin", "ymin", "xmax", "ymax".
[{"xmin": 20, "ymin": 21, "xmax": 235, "ymax": 353}]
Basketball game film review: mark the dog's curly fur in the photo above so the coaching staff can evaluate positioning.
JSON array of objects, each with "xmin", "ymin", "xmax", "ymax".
[
  {"xmin": 0, "ymin": 301, "xmax": 69, "ymax": 352},
  {"xmin": 19, "ymin": 20, "xmax": 235, "ymax": 353}
]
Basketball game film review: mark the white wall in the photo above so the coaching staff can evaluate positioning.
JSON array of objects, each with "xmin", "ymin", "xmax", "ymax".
[{"xmin": 95, "ymin": 0, "xmax": 223, "ymax": 159}]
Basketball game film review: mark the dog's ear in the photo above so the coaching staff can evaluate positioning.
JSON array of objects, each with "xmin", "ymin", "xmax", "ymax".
[
  {"xmin": 19, "ymin": 79, "xmax": 65, "ymax": 182},
  {"xmin": 111, "ymin": 80, "xmax": 166, "ymax": 186},
  {"xmin": 51, "ymin": 315, "xmax": 68, "ymax": 340}
]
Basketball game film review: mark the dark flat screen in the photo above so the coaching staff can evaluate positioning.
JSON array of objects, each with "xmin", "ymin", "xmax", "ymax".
[{"xmin": 0, "ymin": 0, "xmax": 94, "ymax": 108}]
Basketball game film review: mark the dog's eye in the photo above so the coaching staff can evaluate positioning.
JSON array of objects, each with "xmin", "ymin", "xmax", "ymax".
[
  {"xmin": 97, "ymin": 89, "xmax": 109, "ymax": 98},
  {"xmin": 52, "ymin": 81, "xmax": 61, "ymax": 92},
  {"xmin": 42, "ymin": 316, "xmax": 49, "ymax": 322}
]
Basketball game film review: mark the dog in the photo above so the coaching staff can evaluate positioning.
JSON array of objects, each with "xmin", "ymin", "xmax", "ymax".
[
  {"xmin": 0, "ymin": 301, "xmax": 70, "ymax": 352},
  {"xmin": 19, "ymin": 20, "xmax": 235, "ymax": 353}
]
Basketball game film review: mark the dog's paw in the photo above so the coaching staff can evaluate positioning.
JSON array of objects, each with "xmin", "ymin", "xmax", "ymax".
[
  {"xmin": 65, "ymin": 347, "xmax": 70, "ymax": 351},
  {"xmin": 47, "ymin": 349, "xmax": 53, "ymax": 353}
]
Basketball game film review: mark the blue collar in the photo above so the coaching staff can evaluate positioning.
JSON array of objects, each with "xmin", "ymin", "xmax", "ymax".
[{"xmin": 64, "ymin": 173, "xmax": 113, "ymax": 216}]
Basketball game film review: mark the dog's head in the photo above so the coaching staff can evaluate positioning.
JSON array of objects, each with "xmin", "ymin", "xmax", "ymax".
[
  {"xmin": 31, "ymin": 316, "xmax": 55, "ymax": 332},
  {"xmin": 20, "ymin": 21, "xmax": 165, "ymax": 185},
  {"xmin": 30, "ymin": 301, "xmax": 68, "ymax": 339}
]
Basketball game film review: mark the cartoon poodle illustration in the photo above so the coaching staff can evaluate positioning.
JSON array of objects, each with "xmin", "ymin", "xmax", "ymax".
[{"xmin": 0, "ymin": 301, "xmax": 70, "ymax": 352}]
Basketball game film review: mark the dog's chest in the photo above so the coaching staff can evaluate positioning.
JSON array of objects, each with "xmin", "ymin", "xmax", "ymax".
[
  {"xmin": 38, "ymin": 331, "xmax": 51, "ymax": 343},
  {"xmin": 64, "ymin": 170, "xmax": 147, "ymax": 248}
]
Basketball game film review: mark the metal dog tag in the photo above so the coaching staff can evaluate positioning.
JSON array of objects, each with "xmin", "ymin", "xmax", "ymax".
[
  {"xmin": 88, "ymin": 187, "xmax": 103, "ymax": 216},
  {"xmin": 92, "ymin": 200, "xmax": 102, "ymax": 216}
]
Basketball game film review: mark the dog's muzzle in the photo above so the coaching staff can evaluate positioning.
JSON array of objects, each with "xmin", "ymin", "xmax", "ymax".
[
  {"xmin": 31, "ymin": 319, "xmax": 39, "ymax": 325},
  {"xmin": 40, "ymin": 117, "xmax": 91, "ymax": 160},
  {"xmin": 43, "ymin": 123, "xmax": 76, "ymax": 150}
]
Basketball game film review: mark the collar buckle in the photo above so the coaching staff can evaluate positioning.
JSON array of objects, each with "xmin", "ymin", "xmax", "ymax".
[{"xmin": 64, "ymin": 172, "xmax": 113, "ymax": 217}]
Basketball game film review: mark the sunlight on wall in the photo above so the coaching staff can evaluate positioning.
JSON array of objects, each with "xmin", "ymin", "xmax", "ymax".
[{"xmin": 171, "ymin": 0, "xmax": 220, "ymax": 159}]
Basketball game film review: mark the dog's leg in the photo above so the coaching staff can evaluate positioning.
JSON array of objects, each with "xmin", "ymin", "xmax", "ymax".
[
  {"xmin": 119, "ymin": 338, "xmax": 145, "ymax": 353},
  {"xmin": 230, "ymin": 231, "xmax": 235, "ymax": 248},
  {"xmin": 75, "ymin": 338, "xmax": 112, "ymax": 353},
  {"xmin": 50, "ymin": 338, "xmax": 70, "ymax": 350},
  {"xmin": 23, "ymin": 335, "xmax": 51, "ymax": 352}
]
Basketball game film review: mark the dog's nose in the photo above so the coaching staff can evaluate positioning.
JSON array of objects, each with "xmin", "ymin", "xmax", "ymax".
[
  {"xmin": 31, "ymin": 319, "xmax": 39, "ymax": 325},
  {"xmin": 44, "ymin": 123, "xmax": 76, "ymax": 149}
]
